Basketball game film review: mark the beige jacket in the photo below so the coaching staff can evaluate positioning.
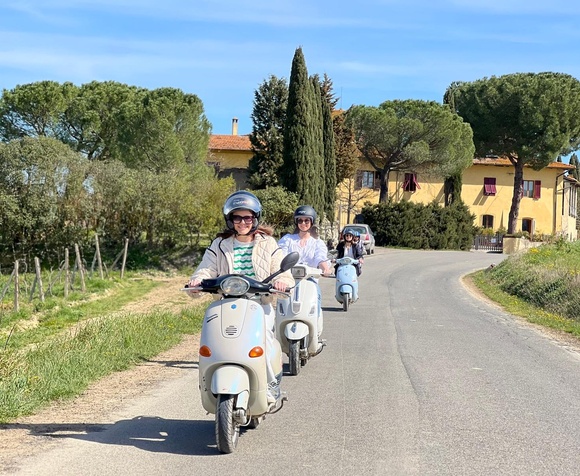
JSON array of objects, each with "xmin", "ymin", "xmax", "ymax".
[{"xmin": 191, "ymin": 232, "xmax": 294, "ymax": 300}]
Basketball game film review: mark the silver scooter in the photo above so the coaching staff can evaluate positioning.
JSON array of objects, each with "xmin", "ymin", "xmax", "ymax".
[
  {"xmin": 275, "ymin": 264, "xmax": 325, "ymax": 375},
  {"xmin": 185, "ymin": 252, "xmax": 299, "ymax": 454}
]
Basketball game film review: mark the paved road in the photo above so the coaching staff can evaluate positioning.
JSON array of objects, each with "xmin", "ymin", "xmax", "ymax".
[{"xmin": 12, "ymin": 248, "xmax": 580, "ymax": 475}]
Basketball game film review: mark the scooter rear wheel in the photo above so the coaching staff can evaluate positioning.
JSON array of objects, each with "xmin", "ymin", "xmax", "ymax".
[
  {"xmin": 289, "ymin": 340, "xmax": 301, "ymax": 375},
  {"xmin": 216, "ymin": 394, "xmax": 239, "ymax": 454}
]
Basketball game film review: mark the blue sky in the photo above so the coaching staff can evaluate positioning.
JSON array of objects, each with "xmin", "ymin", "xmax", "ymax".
[{"xmin": 2, "ymin": 0, "xmax": 580, "ymax": 144}]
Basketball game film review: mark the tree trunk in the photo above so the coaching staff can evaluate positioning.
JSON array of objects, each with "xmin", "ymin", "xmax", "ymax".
[
  {"xmin": 508, "ymin": 160, "xmax": 525, "ymax": 234},
  {"xmin": 379, "ymin": 169, "xmax": 390, "ymax": 203}
]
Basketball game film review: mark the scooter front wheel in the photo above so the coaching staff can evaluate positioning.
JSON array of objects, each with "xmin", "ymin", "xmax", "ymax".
[
  {"xmin": 289, "ymin": 340, "xmax": 301, "ymax": 376},
  {"xmin": 216, "ymin": 394, "xmax": 239, "ymax": 454},
  {"xmin": 342, "ymin": 295, "xmax": 349, "ymax": 312}
]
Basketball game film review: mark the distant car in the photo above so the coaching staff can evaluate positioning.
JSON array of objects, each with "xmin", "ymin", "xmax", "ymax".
[{"xmin": 340, "ymin": 224, "xmax": 375, "ymax": 255}]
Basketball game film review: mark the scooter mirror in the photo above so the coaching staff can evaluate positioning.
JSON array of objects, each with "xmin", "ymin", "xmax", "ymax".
[
  {"xmin": 262, "ymin": 251, "xmax": 300, "ymax": 283},
  {"xmin": 280, "ymin": 251, "xmax": 300, "ymax": 271}
]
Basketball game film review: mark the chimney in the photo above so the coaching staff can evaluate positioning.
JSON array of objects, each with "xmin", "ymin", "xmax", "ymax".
[{"xmin": 232, "ymin": 117, "xmax": 238, "ymax": 136}]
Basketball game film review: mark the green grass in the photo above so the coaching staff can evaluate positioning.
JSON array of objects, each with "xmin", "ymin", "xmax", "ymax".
[
  {"xmin": 0, "ymin": 304, "xmax": 205, "ymax": 423},
  {"xmin": 0, "ymin": 244, "xmax": 208, "ymax": 423},
  {"xmin": 470, "ymin": 240, "xmax": 580, "ymax": 338},
  {"xmin": 1, "ymin": 276, "xmax": 162, "ymax": 351}
]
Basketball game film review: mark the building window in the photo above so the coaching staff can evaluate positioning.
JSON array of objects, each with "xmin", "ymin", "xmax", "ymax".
[
  {"xmin": 361, "ymin": 171, "xmax": 380, "ymax": 189},
  {"xmin": 569, "ymin": 184, "xmax": 578, "ymax": 218},
  {"xmin": 523, "ymin": 180, "xmax": 541, "ymax": 199},
  {"xmin": 522, "ymin": 218, "xmax": 534, "ymax": 234},
  {"xmin": 402, "ymin": 173, "xmax": 420, "ymax": 192},
  {"xmin": 482, "ymin": 215, "xmax": 494, "ymax": 228},
  {"xmin": 483, "ymin": 177, "xmax": 497, "ymax": 196}
]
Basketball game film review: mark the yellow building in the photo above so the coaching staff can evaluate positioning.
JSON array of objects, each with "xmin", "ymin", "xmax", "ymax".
[
  {"xmin": 208, "ymin": 118, "xmax": 252, "ymax": 188},
  {"xmin": 337, "ymin": 158, "xmax": 578, "ymax": 240},
  {"xmin": 208, "ymin": 123, "xmax": 579, "ymax": 240}
]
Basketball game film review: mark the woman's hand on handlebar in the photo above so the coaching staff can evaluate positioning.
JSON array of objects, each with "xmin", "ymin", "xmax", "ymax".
[
  {"xmin": 186, "ymin": 278, "xmax": 202, "ymax": 294},
  {"xmin": 272, "ymin": 280, "xmax": 287, "ymax": 292}
]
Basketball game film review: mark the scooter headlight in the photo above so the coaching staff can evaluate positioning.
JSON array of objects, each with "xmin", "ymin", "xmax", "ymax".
[
  {"xmin": 291, "ymin": 266, "xmax": 306, "ymax": 278},
  {"xmin": 220, "ymin": 276, "xmax": 250, "ymax": 296}
]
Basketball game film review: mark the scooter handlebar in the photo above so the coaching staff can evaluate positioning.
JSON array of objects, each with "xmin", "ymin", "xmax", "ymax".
[{"xmin": 271, "ymin": 288, "xmax": 291, "ymax": 297}]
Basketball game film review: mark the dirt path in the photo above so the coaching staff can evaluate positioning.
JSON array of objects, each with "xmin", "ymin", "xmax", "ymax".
[{"xmin": 0, "ymin": 274, "xmax": 208, "ymax": 474}]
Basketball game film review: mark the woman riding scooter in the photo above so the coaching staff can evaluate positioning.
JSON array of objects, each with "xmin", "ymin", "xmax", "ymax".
[
  {"xmin": 278, "ymin": 206, "xmax": 332, "ymax": 316},
  {"xmin": 278, "ymin": 205, "xmax": 332, "ymax": 274},
  {"xmin": 187, "ymin": 190, "xmax": 294, "ymax": 402},
  {"xmin": 336, "ymin": 228, "xmax": 364, "ymax": 276}
]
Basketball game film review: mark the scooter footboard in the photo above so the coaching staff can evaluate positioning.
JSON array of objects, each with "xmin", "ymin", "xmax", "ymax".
[{"xmin": 211, "ymin": 365, "xmax": 250, "ymax": 395}]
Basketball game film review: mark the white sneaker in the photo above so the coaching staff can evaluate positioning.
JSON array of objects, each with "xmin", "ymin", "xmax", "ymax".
[{"xmin": 267, "ymin": 382, "xmax": 280, "ymax": 403}]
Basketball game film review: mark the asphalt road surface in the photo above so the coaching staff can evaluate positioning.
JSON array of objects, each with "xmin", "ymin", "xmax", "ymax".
[{"xmin": 11, "ymin": 248, "xmax": 580, "ymax": 475}]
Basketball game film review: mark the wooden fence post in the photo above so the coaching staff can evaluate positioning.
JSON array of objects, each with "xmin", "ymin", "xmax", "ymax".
[
  {"xmin": 64, "ymin": 248, "xmax": 70, "ymax": 298},
  {"xmin": 74, "ymin": 244, "xmax": 86, "ymax": 292},
  {"xmin": 14, "ymin": 260, "xmax": 19, "ymax": 313},
  {"xmin": 95, "ymin": 234, "xmax": 104, "ymax": 279},
  {"xmin": 34, "ymin": 257, "xmax": 45, "ymax": 302},
  {"xmin": 120, "ymin": 238, "xmax": 129, "ymax": 279}
]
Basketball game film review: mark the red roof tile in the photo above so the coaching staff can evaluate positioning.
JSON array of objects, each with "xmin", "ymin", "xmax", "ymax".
[
  {"xmin": 209, "ymin": 134, "xmax": 251, "ymax": 151},
  {"xmin": 472, "ymin": 156, "xmax": 573, "ymax": 170}
]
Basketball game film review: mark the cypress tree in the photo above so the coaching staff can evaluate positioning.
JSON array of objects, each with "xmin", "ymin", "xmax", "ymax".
[
  {"xmin": 570, "ymin": 153, "xmax": 580, "ymax": 180},
  {"xmin": 320, "ymin": 79, "xmax": 336, "ymax": 221},
  {"xmin": 310, "ymin": 75, "xmax": 326, "ymax": 216},
  {"xmin": 281, "ymin": 47, "xmax": 317, "ymax": 205}
]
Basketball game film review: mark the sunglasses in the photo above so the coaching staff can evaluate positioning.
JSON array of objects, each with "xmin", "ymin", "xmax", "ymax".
[
  {"xmin": 231, "ymin": 215, "xmax": 254, "ymax": 224},
  {"xmin": 296, "ymin": 218, "xmax": 311, "ymax": 224}
]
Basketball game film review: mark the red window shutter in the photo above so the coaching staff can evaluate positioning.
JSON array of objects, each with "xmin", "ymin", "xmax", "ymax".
[
  {"xmin": 402, "ymin": 173, "xmax": 411, "ymax": 190},
  {"xmin": 533, "ymin": 180, "xmax": 541, "ymax": 199},
  {"xmin": 412, "ymin": 174, "xmax": 421, "ymax": 190},
  {"xmin": 484, "ymin": 177, "xmax": 496, "ymax": 195}
]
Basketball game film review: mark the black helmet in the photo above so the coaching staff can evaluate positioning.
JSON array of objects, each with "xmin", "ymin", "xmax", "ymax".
[
  {"xmin": 223, "ymin": 190, "xmax": 262, "ymax": 232},
  {"xmin": 294, "ymin": 205, "xmax": 317, "ymax": 225}
]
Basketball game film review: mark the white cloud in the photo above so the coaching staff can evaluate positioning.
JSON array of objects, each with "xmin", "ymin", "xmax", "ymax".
[{"xmin": 447, "ymin": 0, "xmax": 580, "ymax": 14}]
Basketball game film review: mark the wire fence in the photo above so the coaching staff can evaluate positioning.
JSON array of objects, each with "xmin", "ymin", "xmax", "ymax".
[{"xmin": 0, "ymin": 237, "xmax": 130, "ymax": 313}]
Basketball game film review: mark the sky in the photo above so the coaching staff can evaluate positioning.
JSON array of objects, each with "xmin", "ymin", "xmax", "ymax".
[{"xmin": 2, "ymin": 0, "xmax": 580, "ymax": 144}]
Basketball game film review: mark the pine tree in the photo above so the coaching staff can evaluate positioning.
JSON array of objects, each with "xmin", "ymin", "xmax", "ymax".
[
  {"xmin": 247, "ymin": 75, "xmax": 288, "ymax": 188},
  {"xmin": 281, "ymin": 47, "xmax": 318, "ymax": 206},
  {"xmin": 321, "ymin": 73, "xmax": 339, "ymax": 110}
]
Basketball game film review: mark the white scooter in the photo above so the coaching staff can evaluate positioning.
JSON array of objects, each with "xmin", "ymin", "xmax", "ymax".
[
  {"xmin": 334, "ymin": 256, "xmax": 360, "ymax": 312},
  {"xmin": 185, "ymin": 252, "xmax": 299, "ymax": 454},
  {"xmin": 275, "ymin": 264, "xmax": 325, "ymax": 376}
]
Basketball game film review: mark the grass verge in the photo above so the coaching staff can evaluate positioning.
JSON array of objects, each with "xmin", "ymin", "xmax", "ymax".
[
  {"xmin": 0, "ymin": 303, "xmax": 205, "ymax": 423},
  {"xmin": 1, "ymin": 275, "xmax": 162, "ymax": 351},
  {"xmin": 470, "ymin": 270, "xmax": 580, "ymax": 337}
]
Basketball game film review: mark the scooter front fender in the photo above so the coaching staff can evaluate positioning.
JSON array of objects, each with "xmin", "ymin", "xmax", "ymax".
[
  {"xmin": 211, "ymin": 365, "xmax": 250, "ymax": 395},
  {"xmin": 284, "ymin": 321, "xmax": 309, "ymax": 341},
  {"xmin": 338, "ymin": 284, "xmax": 353, "ymax": 299}
]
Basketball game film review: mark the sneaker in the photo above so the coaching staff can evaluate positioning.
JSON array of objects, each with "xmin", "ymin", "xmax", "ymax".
[{"xmin": 267, "ymin": 380, "xmax": 280, "ymax": 403}]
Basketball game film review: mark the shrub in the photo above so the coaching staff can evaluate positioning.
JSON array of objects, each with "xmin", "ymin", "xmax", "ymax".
[{"xmin": 361, "ymin": 200, "xmax": 476, "ymax": 250}]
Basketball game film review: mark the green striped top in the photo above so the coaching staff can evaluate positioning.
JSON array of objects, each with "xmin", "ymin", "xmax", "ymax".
[{"xmin": 233, "ymin": 239, "xmax": 255, "ymax": 278}]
